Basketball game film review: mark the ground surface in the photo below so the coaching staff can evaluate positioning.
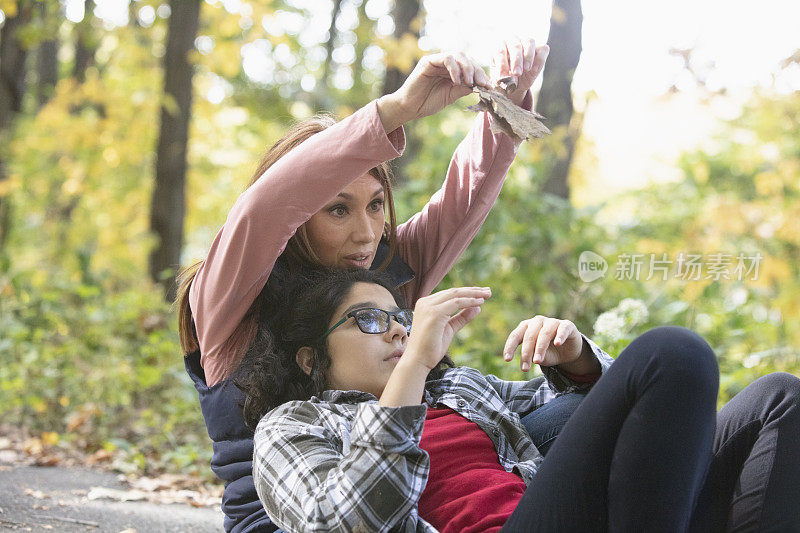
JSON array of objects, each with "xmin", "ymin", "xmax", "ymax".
[{"xmin": 0, "ymin": 464, "xmax": 223, "ymax": 532}]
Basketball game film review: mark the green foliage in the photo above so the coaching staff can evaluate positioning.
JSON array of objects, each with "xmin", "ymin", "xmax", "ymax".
[
  {"xmin": 0, "ymin": 2, "xmax": 796, "ymax": 480},
  {"xmin": 394, "ymin": 90, "xmax": 800, "ymax": 395},
  {"xmin": 0, "ymin": 267, "xmax": 211, "ymax": 477}
]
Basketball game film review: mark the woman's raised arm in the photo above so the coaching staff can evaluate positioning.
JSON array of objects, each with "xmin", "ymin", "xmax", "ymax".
[{"xmin": 396, "ymin": 40, "xmax": 550, "ymax": 304}]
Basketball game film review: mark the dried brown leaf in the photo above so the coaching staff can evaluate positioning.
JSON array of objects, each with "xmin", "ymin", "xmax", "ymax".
[
  {"xmin": 468, "ymin": 86, "xmax": 551, "ymax": 143},
  {"xmin": 87, "ymin": 486, "xmax": 147, "ymax": 502},
  {"xmin": 23, "ymin": 488, "xmax": 49, "ymax": 499}
]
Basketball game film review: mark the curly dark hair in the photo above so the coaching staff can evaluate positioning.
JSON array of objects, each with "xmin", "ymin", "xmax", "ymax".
[{"xmin": 234, "ymin": 268, "xmax": 454, "ymax": 431}]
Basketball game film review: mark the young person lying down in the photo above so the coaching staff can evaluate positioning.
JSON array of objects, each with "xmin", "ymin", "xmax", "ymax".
[{"xmin": 236, "ymin": 268, "xmax": 800, "ymax": 533}]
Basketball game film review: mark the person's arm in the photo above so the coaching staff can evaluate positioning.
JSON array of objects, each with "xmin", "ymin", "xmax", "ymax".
[
  {"xmin": 485, "ymin": 334, "xmax": 615, "ymax": 417},
  {"xmin": 252, "ymin": 401, "xmax": 429, "ymax": 533},
  {"xmin": 380, "ymin": 287, "xmax": 490, "ymax": 407},
  {"xmin": 395, "ymin": 91, "xmax": 531, "ymax": 305},
  {"xmin": 190, "ymin": 51, "xmax": 496, "ymax": 386},
  {"xmin": 190, "ymin": 102, "xmax": 405, "ymax": 385},
  {"xmin": 396, "ymin": 39, "xmax": 549, "ymax": 304}
]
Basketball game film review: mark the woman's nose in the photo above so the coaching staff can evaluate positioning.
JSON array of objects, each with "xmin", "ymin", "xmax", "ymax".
[
  {"xmin": 351, "ymin": 213, "xmax": 376, "ymax": 244},
  {"xmin": 384, "ymin": 318, "xmax": 408, "ymax": 342}
]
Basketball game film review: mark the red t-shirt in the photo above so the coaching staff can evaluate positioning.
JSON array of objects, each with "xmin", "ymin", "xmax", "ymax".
[{"xmin": 417, "ymin": 407, "xmax": 526, "ymax": 532}]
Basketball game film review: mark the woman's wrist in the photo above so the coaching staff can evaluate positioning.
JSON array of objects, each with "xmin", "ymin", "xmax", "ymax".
[
  {"xmin": 557, "ymin": 339, "xmax": 601, "ymax": 376},
  {"xmin": 376, "ymin": 93, "xmax": 409, "ymax": 133},
  {"xmin": 378, "ymin": 356, "xmax": 430, "ymax": 407},
  {"xmin": 508, "ymin": 88, "xmax": 529, "ymax": 107}
]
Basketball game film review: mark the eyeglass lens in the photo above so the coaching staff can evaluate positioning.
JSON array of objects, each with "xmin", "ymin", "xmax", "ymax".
[{"xmin": 354, "ymin": 309, "xmax": 412, "ymax": 334}]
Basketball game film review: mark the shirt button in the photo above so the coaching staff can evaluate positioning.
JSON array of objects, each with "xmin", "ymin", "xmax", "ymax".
[
  {"xmin": 492, "ymin": 428, "xmax": 501, "ymax": 436},
  {"xmin": 457, "ymin": 399, "xmax": 466, "ymax": 408}
]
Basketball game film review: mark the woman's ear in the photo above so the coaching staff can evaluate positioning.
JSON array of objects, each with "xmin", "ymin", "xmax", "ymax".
[{"xmin": 295, "ymin": 346, "xmax": 314, "ymax": 376}]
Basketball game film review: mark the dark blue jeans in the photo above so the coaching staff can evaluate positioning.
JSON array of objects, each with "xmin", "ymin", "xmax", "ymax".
[
  {"xmin": 521, "ymin": 391, "xmax": 587, "ymax": 456},
  {"xmin": 503, "ymin": 326, "xmax": 800, "ymax": 532}
]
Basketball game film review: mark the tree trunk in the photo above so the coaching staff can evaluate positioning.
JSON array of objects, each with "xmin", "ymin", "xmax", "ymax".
[
  {"xmin": 149, "ymin": 0, "xmax": 200, "ymax": 301},
  {"xmin": 317, "ymin": 0, "xmax": 343, "ymax": 106},
  {"xmin": 72, "ymin": 0, "xmax": 96, "ymax": 82},
  {"xmin": 36, "ymin": 0, "xmax": 59, "ymax": 108},
  {"xmin": 381, "ymin": 0, "xmax": 421, "ymax": 186},
  {"xmin": 381, "ymin": 0, "xmax": 420, "ymax": 96},
  {"xmin": 0, "ymin": 1, "xmax": 33, "ymax": 254},
  {"xmin": 350, "ymin": 0, "xmax": 374, "ymax": 105},
  {"xmin": 535, "ymin": 0, "xmax": 583, "ymax": 200},
  {"xmin": 0, "ymin": 2, "xmax": 31, "ymax": 130}
]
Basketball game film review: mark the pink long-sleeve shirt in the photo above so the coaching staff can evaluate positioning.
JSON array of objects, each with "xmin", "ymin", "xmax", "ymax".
[{"xmin": 190, "ymin": 94, "xmax": 531, "ymax": 386}]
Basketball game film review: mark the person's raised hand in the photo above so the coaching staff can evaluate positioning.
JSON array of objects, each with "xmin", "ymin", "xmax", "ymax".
[
  {"xmin": 389, "ymin": 52, "xmax": 493, "ymax": 123},
  {"xmin": 402, "ymin": 286, "xmax": 491, "ymax": 371},
  {"xmin": 490, "ymin": 38, "xmax": 550, "ymax": 106},
  {"xmin": 502, "ymin": 316, "xmax": 584, "ymax": 372}
]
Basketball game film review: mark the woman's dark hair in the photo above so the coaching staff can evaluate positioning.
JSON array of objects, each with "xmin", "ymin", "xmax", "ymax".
[{"xmin": 234, "ymin": 268, "xmax": 455, "ymax": 430}]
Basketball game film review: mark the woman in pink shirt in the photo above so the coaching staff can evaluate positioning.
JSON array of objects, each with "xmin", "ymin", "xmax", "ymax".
[{"xmin": 176, "ymin": 40, "xmax": 550, "ymax": 532}]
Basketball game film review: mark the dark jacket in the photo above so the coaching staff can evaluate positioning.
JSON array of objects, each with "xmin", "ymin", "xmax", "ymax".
[{"xmin": 185, "ymin": 242, "xmax": 415, "ymax": 532}]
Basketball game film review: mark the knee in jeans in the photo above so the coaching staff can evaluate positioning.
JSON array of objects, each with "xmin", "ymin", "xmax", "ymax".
[{"xmin": 633, "ymin": 326, "xmax": 718, "ymax": 388}]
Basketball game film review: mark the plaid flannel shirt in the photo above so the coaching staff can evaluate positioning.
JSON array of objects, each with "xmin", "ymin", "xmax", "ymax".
[{"xmin": 253, "ymin": 336, "xmax": 614, "ymax": 533}]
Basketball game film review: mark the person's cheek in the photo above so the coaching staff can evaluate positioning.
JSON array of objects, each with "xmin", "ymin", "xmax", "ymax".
[{"xmin": 373, "ymin": 214, "xmax": 385, "ymax": 243}]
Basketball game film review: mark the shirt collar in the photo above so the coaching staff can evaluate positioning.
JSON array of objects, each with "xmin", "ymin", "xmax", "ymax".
[{"xmin": 319, "ymin": 389, "xmax": 378, "ymax": 404}]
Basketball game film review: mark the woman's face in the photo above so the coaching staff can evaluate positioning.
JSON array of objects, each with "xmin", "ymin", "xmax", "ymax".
[
  {"xmin": 324, "ymin": 282, "xmax": 408, "ymax": 399},
  {"xmin": 305, "ymin": 174, "xmax": 386, "ymax": 269}
]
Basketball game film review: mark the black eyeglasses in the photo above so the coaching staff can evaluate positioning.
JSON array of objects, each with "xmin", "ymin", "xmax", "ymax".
[{"xmin": 322, "ymin": 307, "xmax": 413, "ymax": 339}]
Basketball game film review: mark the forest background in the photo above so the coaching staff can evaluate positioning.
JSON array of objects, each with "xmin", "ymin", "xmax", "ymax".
[{"xmin": 1, "ymin": 0, "xmax": 798, "ymax": 480}]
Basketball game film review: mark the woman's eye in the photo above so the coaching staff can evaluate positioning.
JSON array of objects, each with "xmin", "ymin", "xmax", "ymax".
[
  {"xmin": 369, "ymin": 199, "xmax": 384, "ymax": 211},
  {"xmin": 329, "ymin": 205, "xmax": 348, "ymax": 217}
]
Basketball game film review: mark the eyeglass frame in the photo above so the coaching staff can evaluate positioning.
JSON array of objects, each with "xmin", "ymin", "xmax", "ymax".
[{"xmin": 321, "ymin": 307, "xmax": 413, "ymax": 339}]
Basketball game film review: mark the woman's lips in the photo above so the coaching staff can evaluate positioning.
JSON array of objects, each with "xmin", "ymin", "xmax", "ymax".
[
  {"xmin": 343, "ymin": 253, "xmax": 372, "ymax": 268},
  {"xmin": 385, "ymin": 348, "xmax": 404, "ymax": 363}
]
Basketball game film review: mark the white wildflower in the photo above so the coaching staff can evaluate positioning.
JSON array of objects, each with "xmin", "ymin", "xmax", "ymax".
[
  {"xmin": 593, "ymin": 311, "xmax": 626, "ymax": 340},
  {"xmin": 617, "ymin": 298, "xmax": 649, "ymax": 327}
]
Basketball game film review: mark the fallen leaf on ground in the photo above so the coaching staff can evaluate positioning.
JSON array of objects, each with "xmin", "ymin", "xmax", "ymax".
[
  {"xmin": 86, "ymin": 449, "xmax": 113, "ymax": 465},
  {"xmin": 23, "ymin": 488, "xmax": 49, "ymax": 499},
  {"xmin": 0, "ymin": 451, "xmax": 21, "ymax": 464},
  {"xmin": 33, "ymin": 454, "xmax": 61, "ymax": 467},
  {"xmin": 87, "ymin": 487, "xmax": 146, "ymax": 502}
]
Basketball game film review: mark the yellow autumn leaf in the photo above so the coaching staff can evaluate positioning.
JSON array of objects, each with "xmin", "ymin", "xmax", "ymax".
[
  {"xmin": 211, "ymin": 40, "xmax": 243, "ymax": 78},
  {"xmin": 0, "ymin": 0, "xmax": 18, "ymax": 17},
  {"xmin": 754, "ymin": 171, "xmax": 782, "ymax": 196},
  {"xmin": 161, "ymin": 93, "xmax": 180, "ymax": 116},
  {"xmin": 336, "ymin": 104, "xmax": 354, "ymax": 118},
  {"xmin": 682, "ymin": 278, "xmax": 711, "ymax": 302},
  {"xmin": 755, "ymin": 257, "xmax": 792, "ymax": 286},
  {"xmin": 776, "ymin": 210, "xmax": 800, "ymax": 244},
  {"xmin": 41, "ymin": 432, "xmax": 59, "ymax": 446},
  {"xmin": 382, "ymin": 33, "xmax": 423, "ymax": 73},
  {"xmin": 635, "ymin": 238, "xmax": 669, "ymax": 256},
  {"xmin": 0, "ymin": 174, "xmax": 21, "ymax": 197},
  {"xmin": 409, "ymin": 14, "xmax": 424, "ymax": 33},
  {"xmin": 551, "ymin": 5, "xmax": 567, "ymax": 24},
  {"xmin": 692, "ymin": 161, "xmax": 710, "ymax": 183}
]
